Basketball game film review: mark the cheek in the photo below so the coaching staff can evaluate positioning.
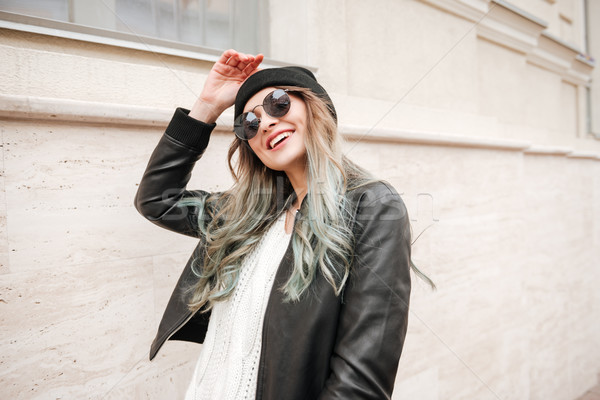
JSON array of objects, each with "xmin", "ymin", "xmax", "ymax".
[
  {"xmin": 247, "ymin": 138, "xmax": 269, "ymax": 165},
  {"xmin": 248, "ymin": 137, "xmax": 261, "ymax": 154}
]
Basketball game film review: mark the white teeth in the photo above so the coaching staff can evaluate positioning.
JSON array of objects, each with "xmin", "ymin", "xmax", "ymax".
[{"xmin": 269, "ymin": 132, "xmax": 291, "ymax": 149}]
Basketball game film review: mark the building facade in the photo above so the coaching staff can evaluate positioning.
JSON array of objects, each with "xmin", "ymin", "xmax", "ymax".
[{"xmin": 0, "ymin": 0, "xmax": 599, "ymax": 399}]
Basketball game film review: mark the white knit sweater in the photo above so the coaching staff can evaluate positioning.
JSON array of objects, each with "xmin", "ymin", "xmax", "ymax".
[{"xmin": 184, "ymin": 214, "xmax": 291, "ymax": 400}]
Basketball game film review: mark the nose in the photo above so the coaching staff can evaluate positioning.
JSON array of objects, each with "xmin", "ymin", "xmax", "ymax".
[{"xmin": 260, "ymin": 113, "xmax": 279, "ymax": 132}]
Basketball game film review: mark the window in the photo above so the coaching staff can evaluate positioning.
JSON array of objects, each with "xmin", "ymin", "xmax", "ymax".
[{"xmin": 0, "ymin": 0, "xmax": 267, "ymax": 54}]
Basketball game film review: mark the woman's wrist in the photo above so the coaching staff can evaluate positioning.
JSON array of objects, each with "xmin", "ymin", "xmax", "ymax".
[{"xmin": 189, "ymin": 97, "xmax": 227, "ymax": 124}]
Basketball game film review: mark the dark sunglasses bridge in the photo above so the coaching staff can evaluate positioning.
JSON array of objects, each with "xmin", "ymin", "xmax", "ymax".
[{"xmin": 234, "ymin": 89, "xmax": 291, "ymax": 141}]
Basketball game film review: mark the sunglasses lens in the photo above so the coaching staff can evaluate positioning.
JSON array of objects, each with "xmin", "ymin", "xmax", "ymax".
[
  {"xmin": 264, "ymin": 89, "xmax": 290, "ymax": 117},
  {"xmin": 234, "ymin": 90, "xmax": 292, "ymax": 140},
  {"xmin": 234, "ymin": 112, "xmax": 260, "ymax": 140}
]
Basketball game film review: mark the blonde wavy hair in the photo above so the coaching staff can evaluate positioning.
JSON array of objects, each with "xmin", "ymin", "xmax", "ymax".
[{"xmin": 185, "ymin": 86, "xmax": 373, "ymax": 313}]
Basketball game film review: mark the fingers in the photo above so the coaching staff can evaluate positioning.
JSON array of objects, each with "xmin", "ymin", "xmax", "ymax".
[
  {"xmin": 217, "ymin": 49, "xmax": 238, "ymax": 65},
  {"xmin": 238, "ymin": 53, "xmax": 263, "ymax": 75},
  {"xmin": 218, "ymin": 49, "xmax": 262, "ymax": 73},
  {"xmin": 229, "ymin": 53, "xmax": 252, "ymax": 70},
  {"xmin": 249, "ymin": 54, "xmax": 264, "ymax": 69},
  {"xmin": 220, "ymin": 49, "xmax": 245, "ymax": 67},
  {"xmin": 242, "ymin": 54, "xmax": 264, "ymax": 76}
]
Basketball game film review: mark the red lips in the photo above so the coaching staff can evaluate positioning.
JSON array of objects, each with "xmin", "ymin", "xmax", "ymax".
[{"xmin": 266, "ymin": 129, "xmax": 294, "ymax": 150}]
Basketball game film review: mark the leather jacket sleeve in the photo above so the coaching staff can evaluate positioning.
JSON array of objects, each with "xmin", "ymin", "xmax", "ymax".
[
  {"xmin": 134, "ymin": 108, "xmax": 216, "ymax": 237},
  {"xmin": 318, "ymin": 184, "xmax": 412, "ymax": 400}
]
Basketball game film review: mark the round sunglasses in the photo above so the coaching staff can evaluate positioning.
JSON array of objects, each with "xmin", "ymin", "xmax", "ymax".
[{"xmin": 234, "ymin": 89, "xmax": 291, "ymax": 140}]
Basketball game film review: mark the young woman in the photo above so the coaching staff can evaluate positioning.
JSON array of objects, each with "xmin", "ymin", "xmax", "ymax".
[{"xmin": 135, "ymin": 49, "xmax": 414, "ymax": 399}]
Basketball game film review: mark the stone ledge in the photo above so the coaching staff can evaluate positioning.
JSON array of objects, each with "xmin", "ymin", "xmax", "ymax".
[
  {"xmin": 1, "ymin": 93, "xmax": 599, "ymax": 161},
  {"xmin": 566, "ymin": 151, "xmax": 600, "ymax": 160},
  {"xmin": 528, "ymin": 32, "xmax": 579, "ymax": 76},
  {"xmin": 418, "ymin": 0, "xmax": 488, "ymax": 23},
  {"xmin": 524, "ymin": 145, "xmax": 573, "ymax": 155},
  {"xmin": 477, "ymin": 1, "xmax": 546, "ymax": 55},
  {"xmin": 0, "ymin": 94, "xmax": 173, "ymax": 128},
  {"xmin": 418, "ymin": 0, "xmax": 594, "ymax": 84},
  {"xmin": 343, "ymin": 124, "xmax": 530, "ymax": 150},
  {"xmin": 478, "ymin": 0, "xmax": 547, "ymax": 55}
]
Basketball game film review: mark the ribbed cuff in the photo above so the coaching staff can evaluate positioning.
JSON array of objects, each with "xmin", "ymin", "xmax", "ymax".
[{"xmin": 164, "ymin": 107, "xmax": 216, "ymax": 152}]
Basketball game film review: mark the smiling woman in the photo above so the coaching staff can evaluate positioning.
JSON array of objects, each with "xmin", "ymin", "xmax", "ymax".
[
  {"xmin": 135, "ymin": 49, "xmax": 419, "ymax": 400},
  {"xmin": 245, "ymin": 88, "xmax": 310, "ymax": 182}
]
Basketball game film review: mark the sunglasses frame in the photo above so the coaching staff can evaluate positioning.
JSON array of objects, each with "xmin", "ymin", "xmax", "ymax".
[{"xmin": 233, "ymin": 89, "xmax": 292, "ymax": 141}]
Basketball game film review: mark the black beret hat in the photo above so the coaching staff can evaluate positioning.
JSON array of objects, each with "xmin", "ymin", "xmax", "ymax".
[{"xmin": 234, "ymin": 66, "xmax": 337, "ymax": 122}]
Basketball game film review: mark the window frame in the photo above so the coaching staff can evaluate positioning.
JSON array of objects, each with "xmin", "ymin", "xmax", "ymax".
[{"xmin": 0, "ymin": 10, "xmax": 235, "ymax": 62}]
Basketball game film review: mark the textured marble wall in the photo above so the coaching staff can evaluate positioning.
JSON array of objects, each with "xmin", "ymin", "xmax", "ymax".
[
  {"xmin": 382, "ymin": 145, "xmax": 600, "ymax": 400},
  {"xmin": 1, "ymin": 119, "xmax": 598, "ymax": 399},
  {"xmin": 0, "ymin": 121, "xmax": 231, "ymax": 399}
]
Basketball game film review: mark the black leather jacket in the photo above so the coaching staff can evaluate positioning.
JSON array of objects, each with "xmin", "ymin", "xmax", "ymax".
[{"xmin": 134, "ymin": 108, "xmax": 412, "ymax": 400}]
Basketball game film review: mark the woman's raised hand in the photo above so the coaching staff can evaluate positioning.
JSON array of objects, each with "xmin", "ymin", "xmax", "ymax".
[{"xmin": 190, "ymin": 49, "xmax": 264, "ymax": 123}]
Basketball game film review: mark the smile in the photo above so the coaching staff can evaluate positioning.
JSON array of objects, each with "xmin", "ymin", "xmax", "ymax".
[{"xmin": 268, "ymin": 131, "xmax": 293, "ymax": 149}]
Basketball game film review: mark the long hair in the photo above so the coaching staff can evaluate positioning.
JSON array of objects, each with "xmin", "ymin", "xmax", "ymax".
[{"xmin": 185, "ymin": 86, "xmax": 373, "ymax": 313}]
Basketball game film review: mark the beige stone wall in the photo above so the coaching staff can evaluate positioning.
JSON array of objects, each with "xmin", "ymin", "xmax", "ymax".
[
  {"xmin": 1, "ymin": 0, "xmax": 599, "ymax": 399},
  {"xmin": 589, "ymin": 0, "xmax": 600, "ymax": 136}
]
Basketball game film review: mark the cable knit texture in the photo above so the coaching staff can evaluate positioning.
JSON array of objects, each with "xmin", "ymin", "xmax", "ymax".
[{"xmin": 185, "ymin": 214, "xmax": 291, "ymax": 400}]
